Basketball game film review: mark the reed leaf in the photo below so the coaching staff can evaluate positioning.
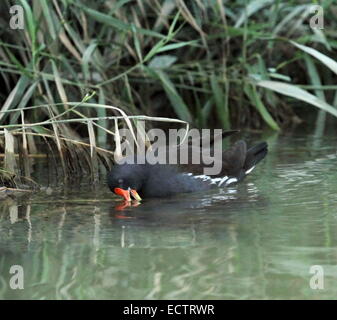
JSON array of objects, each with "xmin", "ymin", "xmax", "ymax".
[
  {"xmin": 244, "ymin": 84, "xmax": 280, "ymax": 131},
  {"xmin": 255, "ymin": 80, "xmax": 337, "ymax": 118},
  {"xmin": 290, "ymin": 41, "xmax": 337, "ymax": 76}
]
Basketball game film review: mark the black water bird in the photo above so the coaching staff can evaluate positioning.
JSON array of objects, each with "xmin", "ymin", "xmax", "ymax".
[{"xmin": 107, "ymin": 131, "xmax": 268, "ymax": 201}]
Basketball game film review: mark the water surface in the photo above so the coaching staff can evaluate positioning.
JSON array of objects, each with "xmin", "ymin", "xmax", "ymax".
[{"xmin": 1, "ymin": 130, "xmax": 337, "ymax": 299}]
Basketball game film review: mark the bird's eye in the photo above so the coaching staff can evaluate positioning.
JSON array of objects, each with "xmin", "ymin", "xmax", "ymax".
[{"xmin": 117, "ymin": 178, "xmax": 123, "ymax": 185}]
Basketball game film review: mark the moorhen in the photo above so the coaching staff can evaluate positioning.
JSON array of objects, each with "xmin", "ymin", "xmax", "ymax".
[{"xmin": 107, "ymin": 132, "xmax": 268, "ymax": 201}]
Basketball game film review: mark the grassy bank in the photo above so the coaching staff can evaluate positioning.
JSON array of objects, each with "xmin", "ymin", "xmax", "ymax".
[{"xmin": 0, "ymin": 0, "xmax": 337, "ymax": 185}]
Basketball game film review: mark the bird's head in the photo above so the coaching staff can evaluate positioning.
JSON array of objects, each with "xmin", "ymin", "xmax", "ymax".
[{"xmin": 107, "ymin": 164, "xmax": 144, "ymax": 201}]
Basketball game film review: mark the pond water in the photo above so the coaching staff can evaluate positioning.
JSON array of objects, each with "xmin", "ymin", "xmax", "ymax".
[{"xmin": 1, "ymin": 127, "xmax": 337, "ymax": 300}]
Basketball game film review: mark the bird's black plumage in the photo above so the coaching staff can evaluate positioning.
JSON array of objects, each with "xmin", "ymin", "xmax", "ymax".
[{"xmin": 107, "ymin": 134, "xmax": 268, "ymax": 199}]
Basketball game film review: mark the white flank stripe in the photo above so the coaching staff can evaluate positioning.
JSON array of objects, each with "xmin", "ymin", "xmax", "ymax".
[
  {"xmin": 225, "ymin": 177, "xmax": 238, "ymax": 185},
  {"xmin": 194, "ymin": 174, "xmax": 212, "ymax": 182},
  {"xmin": 186, "ymin": 173, "xmax": 239, "ymax": 187},
  {"xmin": 245, "ymin": 165, "xmax": 255, "ymax": 175},
  {"xmin": 217, "ymin": 176, "xmax": 229, "ymax": 187},
  {"xmin": 186, "ymin": 173, "xmax": 229, "ymax": 186}
]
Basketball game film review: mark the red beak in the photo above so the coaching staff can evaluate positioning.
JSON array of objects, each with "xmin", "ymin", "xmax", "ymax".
[
  {"xmin": 114, "ymin": 188, "xmax": 142, "ymax": 202},
  {"xmin": 114, "ymin": 188, "xmax": 131, "ymax": 201}
]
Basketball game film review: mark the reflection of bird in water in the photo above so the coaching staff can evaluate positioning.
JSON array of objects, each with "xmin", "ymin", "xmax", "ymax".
[
  {"xmin": 107, "ymin": 183, "xmax": 269, "ymax": 249},
  {"xmin": 110, "ymin": 183, "xmax": 268, "ymax": 223}
]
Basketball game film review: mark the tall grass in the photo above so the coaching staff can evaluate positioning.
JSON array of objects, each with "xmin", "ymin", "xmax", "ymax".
[{"xmin": 0, "ymin": 0, "xmax": 337, "ymax": 186}]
